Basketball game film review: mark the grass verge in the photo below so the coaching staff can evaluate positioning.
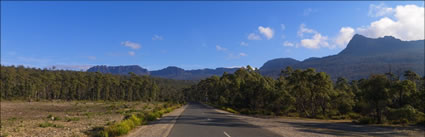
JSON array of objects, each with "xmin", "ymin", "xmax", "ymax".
[{"xmin": 91, "ymin": 103, "xmax": 182, "ymax": 137}]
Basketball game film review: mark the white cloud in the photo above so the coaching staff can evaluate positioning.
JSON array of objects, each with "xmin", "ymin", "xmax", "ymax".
[
  {"xmin": 301, "ymin": 33, "xmax": 329, "ymax": 49},
  {"xmin": 297, "ymin": 24, "xmax": 330, "ymax": 49},
  {"xmin": 121, "ymin": 41, "xmax": 141, "ymax": 49},
  {"xmin": 240, "ymin": 41, "xmax": 248, "ymax": 46},
  {"xmin": 280, "ymin": 24, "xmax": 286, "ymax": 31},
  {"xmin": 358, "ymin": 4, "xmax": 424, "ymax": 41},
  {"xmin": 297, "ymin": 24, "xmax": 317, "ymax": 37},
  {"xmin": 247, "ymin": 33, "xmax": 262, "ymax": 40},
  {"xmin": 128, "ymin": 51, "xmax": 135, "ymax": 56},
  {"xmin": 303, "ymin": 8, "xmax": 316, "ymax": 16},
  {"xmin": 368, "ymin": 3, "xmax": 394, "ymax": 17},
  {"xmin": 239, "ymin": 52, "xmax": 247, "ymax": 57},
  {"xmin": 258, "ymin": 26, "xmax": 274, "ymax": 40},
  {"xmin": 335, "ymin": 27, "xmax": 355, "ymax": 48},
  {"xmin": 228, "ymin": 52, "xmax": 247, "ymax": 59},
  {"xmin": 152, "ymin": 35, "xmax": 164, "ymax": 40},
  {"xmin": 283, "ymin": 41, "xmax": 295, "ymax": 47},
  {"xmin": 216, "ymin": 45, "xmax": 227, "ymax": 51}
]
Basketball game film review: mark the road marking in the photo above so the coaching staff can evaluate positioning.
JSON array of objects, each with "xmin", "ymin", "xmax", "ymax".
[{"xmin": 223, "ymin": 131, "xmax": 231, "ymax": 137}]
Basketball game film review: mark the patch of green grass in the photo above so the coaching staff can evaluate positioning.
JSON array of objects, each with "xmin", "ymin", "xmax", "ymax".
[
  {"xmin": 1, "ymin": 132, "xmax": 9, "ymax": 137},
  {"xmin": 8, "ymin": 117, "xmax": 18, "ymax": 121},
  {"xmin": 84, "ymin": 112, "xmax": 94, "ymax": 118},
  {"xmin": 65, "ymin": 117, "xmax": 80, "ymax": 122},
  {"xmin": 39, "ymin": 122, "xmax": 64, "ymax": 128}
]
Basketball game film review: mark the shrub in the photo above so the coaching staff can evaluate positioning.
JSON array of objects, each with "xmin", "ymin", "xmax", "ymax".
[
  {"xmin": 387, "ymin": 105, "xmax": 419, "ymax": 124},
  {"xmin": 98, "ymin": 104, "xmax": 179, "ymax": 137},
  {"xmin": 65, "ymin": 117, "xmax": 80, "ymax": 122},
  {"xmin": 348, "ymin": 112, "xmax": 361, "ymax": 119},
  {"xmin": 146, "ymin": 112, "xmax": 158, "ymax": 121},
  {"xmin": 225, "ymin": 107, "xmax": 239, "ymax": 114},
  {"xmin": 354, "ymin": 117, "xmax": 375, "ymax": 124},
  {"xmin": 39, "ymin": 122, "xmax": 63, "ymax": 128},
  {"xmin": 46, "ymin": 114, "xmax": 61, "ymax": 121},
  {"xmin": 104, "ymin": 121, "xmax": 131, "ymax": 137}
]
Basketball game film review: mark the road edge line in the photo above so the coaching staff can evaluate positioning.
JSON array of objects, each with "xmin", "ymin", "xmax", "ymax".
[{"xmin": 162, "ymin": 104, "xmax": 188, "ymax": 137}]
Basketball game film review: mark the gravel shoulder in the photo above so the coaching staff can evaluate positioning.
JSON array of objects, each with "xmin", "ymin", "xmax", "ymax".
[
  {"xmin": 214, "ymin": 109, "xmax": 425, "ymax": 137},
  {"xmin": 125, "ymin": 105, "xmax": 187, "ymax": 137}
]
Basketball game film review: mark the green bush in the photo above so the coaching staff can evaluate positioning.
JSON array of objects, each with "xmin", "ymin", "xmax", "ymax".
[
  {"xmin": 348, "ymin": 112, "xmax": 361, "ymax": 119},
  {"xmin": 39, "ymin": 122, "xmax": 63, "ymax": 128},
  {"xmin": 98, "ymin": 104, "xmax": 180, "ymax": 137},
  {"xmin": 146, "ymin": 112, "xmax": 159, "ymax": 121},
  {"xmin": 354, "ymin": 117, "xmax": 376, "ymax": 124},
  {"xmin": 65, "ymin": 117, "xmax": 80, "ymax": 122},
  {"xmin": 225, "ymin": 107, "xmax": 239, "ymax": 114},
  {"xmin": 387, "ymin": 105, "xmax": 419, "ymax": 123},
  {"xmin": 46, "ymin": 114, "xmax": 61, "ymax": 121}
]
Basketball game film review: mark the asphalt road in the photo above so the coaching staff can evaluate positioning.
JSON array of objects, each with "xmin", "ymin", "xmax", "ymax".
[{"xmin": 167, "ymin": 103, "xmax": 281, "ymax": 137}]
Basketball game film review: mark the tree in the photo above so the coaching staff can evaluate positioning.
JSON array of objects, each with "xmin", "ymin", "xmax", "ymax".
[
  {"xmin": 361, "ymin": 75, "xmax": 391, "ymax": 124},
  {"xmin": 404, "ymin": 70, "xmax": 420, "ymax": 81}
]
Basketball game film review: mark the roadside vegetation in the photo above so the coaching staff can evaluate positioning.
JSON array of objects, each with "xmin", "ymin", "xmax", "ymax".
[
  {"xmin": 185, "ymin": 66, "xmax": 425, "ymax": 125},
  {"xmin": 93, "ymin": 103, "xmax": 181, "ymax": 137},
  {"xmin": 0, "ymin": 101, "xmax": 173, "ymax": 137},
  {"xmin": 0, "ymin": 66, "xmax": 189, "ymax": 137},
  {"xmin": 0, "ymin": 65, "xmax": 192, "ymax": 102}
]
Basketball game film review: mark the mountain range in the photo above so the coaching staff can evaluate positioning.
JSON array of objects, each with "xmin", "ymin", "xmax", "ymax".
[
  {"xmin": 87, "ymin": 34, "xmax": 424, "ymax": 80},
  {"xmin": 87, "ymin": 65, "xmax": 238, "ymax": 80}
]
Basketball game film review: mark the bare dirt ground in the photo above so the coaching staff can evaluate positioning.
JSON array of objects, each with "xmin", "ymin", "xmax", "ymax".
[
  {"xmin": 0, "ymin": 101, "xmax": 157, "ymax": 137},
  {"xmin": 215, "ymin": 109, "xmax": 425, "ymax": 137}
]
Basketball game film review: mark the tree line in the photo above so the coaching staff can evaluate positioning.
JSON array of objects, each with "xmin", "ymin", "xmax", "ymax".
[
  {"xmin": 0, "ymin": 66, "xmax": 191, "ymax": 102},
  {"xmin": 184, "ymin": 66, "xmax": 425, "ymax": 124}
]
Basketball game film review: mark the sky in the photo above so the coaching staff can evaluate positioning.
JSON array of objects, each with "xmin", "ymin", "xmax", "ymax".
[{"xmin": 1, "ymin": 1, "xmax": 424, "ymax": 71}]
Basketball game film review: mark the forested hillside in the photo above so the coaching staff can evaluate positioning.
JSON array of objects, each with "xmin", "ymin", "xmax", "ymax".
[
  {"xmin": 185, "ymin": 66, "xmax": 425, "ymax": 124},
  {"xmin": 0, "ymin": 65, "xmax": 191, "ymax": 102}
]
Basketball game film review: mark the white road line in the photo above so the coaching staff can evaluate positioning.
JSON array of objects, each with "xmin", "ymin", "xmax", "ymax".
[{"xmin": 223, "ymin": 131, "xmax": 231, "ymax": 137}]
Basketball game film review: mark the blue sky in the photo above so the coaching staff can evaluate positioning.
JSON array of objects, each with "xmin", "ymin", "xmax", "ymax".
[{"xmin": 1, "ymin": 1, "xmax": 424, "ymax": 70}]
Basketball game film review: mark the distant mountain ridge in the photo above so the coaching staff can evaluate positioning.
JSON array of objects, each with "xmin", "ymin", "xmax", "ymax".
[
  {"xmin": 87, "ymin": 65, "xmax": 239, "ymax": 80},
  {"xmin": 87, "ymin": 65, "xmax": 150, "ymax": 75},
  {"xmin": 260, "ymin": 34, "xmax": 424, "ymax": 80},
  {"xmin": 87, "ymin": 34, "xmax": 424, "ymax": 80}
]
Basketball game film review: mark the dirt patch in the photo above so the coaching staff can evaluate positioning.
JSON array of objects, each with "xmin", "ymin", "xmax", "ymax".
[{"xmin": 1, "ymin": 101, "xmax": 158, "ymax": 137}]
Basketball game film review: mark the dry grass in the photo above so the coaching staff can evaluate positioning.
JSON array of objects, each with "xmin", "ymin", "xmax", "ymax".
[{"xmin": 0, "ymin": 100, "xmax": 159, "ymax": 137}]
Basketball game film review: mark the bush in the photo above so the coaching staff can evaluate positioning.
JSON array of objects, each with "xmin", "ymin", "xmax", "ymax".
[
  {"xmin": 146, "ymin": 112, "xmax": 159, "ymax": 121},
  {"xmin": 39, "ymin": 122, "xmax": 63, "ymax": 128},
  {"xmin": 348, "ymin": 112, "xmax": 361, "ymax": 119},
  {"xmin": 98, "ymin": 104, "xmax": 180, "ymax": 137},
  {"xmin": 65, "ymin": 117, "xmax": 80, "ymax": 122},
  {"xmin": 354, "ymin": 117, "xmax": 376, "ymax": 124},
  {"xmin": 387, "ymin": 105, "xmax": 419, "ymax": 123},
  {"xmin": 47, "ymin": 114, "xmax": 61, "ymax": 121},
  {"xmin": 225, "ymin": 107, "xmax": 239, "ymax": 114}
]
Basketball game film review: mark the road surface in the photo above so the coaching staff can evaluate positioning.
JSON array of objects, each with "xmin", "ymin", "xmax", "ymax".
[{"xmin": 167, "ymin": 103, "xmax": 281, "ymax": 137}]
